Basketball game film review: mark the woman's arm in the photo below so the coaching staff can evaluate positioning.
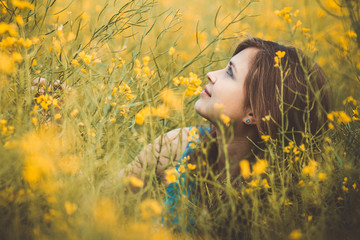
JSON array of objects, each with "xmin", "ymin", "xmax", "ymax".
[{"xmin": 119, "ymin": 127, "xmax": 190, "ymax": 179}]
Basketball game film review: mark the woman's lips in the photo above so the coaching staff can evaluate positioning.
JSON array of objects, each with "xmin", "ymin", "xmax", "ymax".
[{"xmin": 203, "ymin": 86, "xmax": 211, "ymax": 97}]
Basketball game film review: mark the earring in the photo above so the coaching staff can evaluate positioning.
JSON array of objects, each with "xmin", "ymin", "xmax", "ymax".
[{"xmin": 245, "ymin": 119, "xmax": 250, "ymax": 124}]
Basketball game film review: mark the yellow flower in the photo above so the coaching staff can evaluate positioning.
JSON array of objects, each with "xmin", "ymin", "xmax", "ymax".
[
  {"xmin": 15, "ymin": 15, "xmax": 24, "ymax": 26},
  {"xmin": 302, "ymin": 160, "xmax": 318, "ymax": 177},
  {"xmin": 299, "ymin": 144, "xmax": 305, "ymax": 151},
  {"xmin": 261, "ymin": 135, "xmax": 270, "ymax": 142},
  {"xmin": 168, "ymin": 47, "xmax": 175, "ymax": 56},
  {"xmin": 262, "ymin": 179, "xmax": 270, "ymax": 188},
  {"xmin": 71, "ymin": 59, "xmax": 80, "ymax": 66},
  {"xmin": 252, "ymin": 159, "xmax": 267, "ymax": 175},
  {"xmin": 31, "ymin": 117, "xmax": 38, "ymax": 125},
  {"xmin": 178, "ymin": 165, "xmax": 185, "ymax": 173},
  {"xmin": 187, "ymin": 163, "xmax": 196, "ymax": 170},
  {"xmin": 70, "ymin": 109, "xmax": 79, "ymax": 117},
  {"xmin": 160, "ymin": 89, "xmax": 183, "ymax": 110},
  {"xmin": 346, "ymin": 30, "xmax": 357, "ymax": 38},
  {"xmin": 342, "ymin": 185, "xmax": 349, "ymax": 193},
  {"xmin": 274, "ymin": 56, "xmax": 279, "ymax": 67},
  {"xmin": 12, "ymin": 52, "xmax": 22, "ymax": 63},
  {"xmin": 298, "ymin": 180, "xmax": 305, "ymax": 187},
  {"xmin": 12, "ymin": 0, "xmax": 35, "ymax": 10},
  {"xmin": 135, "ymin": 106, "xmax": 151, "ymax": 125},
  {"xmin": 239, "ymin": 160, "xmax": 250, "ymax": 179},
  {"xmin": 64, "ymin": 201, "xmax": 77, "ymax": 215},
  {"xmin": 318, "ymin": 172, "xmax": 327, "ymax": 181},
  {"xmin": 343, "ymin": 96, "xmax": 357, "ymax": 106},
  {"xmin": 276, "ymin": 50, "xmax": 286, "ymax": 58},
  {"xmin": 220, "ymin": 113, "xmax": 230, "ymax": 126},
  {"xmin": 142, "ymin": 56, "xmax": 150, "ymax": 65},
  {"xmin": 93, "ymin": 198, "xmax": 117, "ymax": 228},
  {"xmin": 164, "ymin": 168, "xmax": 178, "ymax": 184},
  {"xmin": 151, "ymin": 104, "xmax": 170, "ymax": 119},
  {"xmin": 54, "ymin": 113, "xmax": 61, "ymax": 120},
  {"xmin": 249, "ymin": 179, "xmax": 259, "ymax": 187},
  {"xmin": 262, "ymin": 115, "xmax": 270, "ymax": 121},
  {"xmin": 187, "ymin": 127, "xmax": 200, "ymax": 142},
  {"xmin": 289, "ymin": 229, "xmax": 302, "ymax": 240},
  {"xmin": 67, "ymin": 32, "xmax": 76, "ymax": 42},
  {"xmin": 140, "ymin": 199, "xmax": 162, "ymax": 220},
  {"xmin": 129, "ymin": 176, "xmax": 144, "ymax": 188}
]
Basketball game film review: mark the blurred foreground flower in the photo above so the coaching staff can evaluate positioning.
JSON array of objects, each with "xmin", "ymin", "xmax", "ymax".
[
  {"xmin": 93, "ymin": 197, "xmax": 118, "ymax": 229},
  {"xmin": 140, "ymin": 199, "xmax": 162, "ymax": 220},
  {"xmin": 164, "ymin": 168, "xmax": 178, "ymax": 184},
  {"xmin": 129, "ymin": 176, "xmax": 144, "ymax": 188},
  {"xmin": 64, "ymin": 201, "xmax": 78, "ymax": 215},
  {"xmin": 239, "ymin": 160, "xmax": 250, "ymax": 179},
  {"xmin": 252, "ymin": 159, "xmax": 267, "ymax": 175}
]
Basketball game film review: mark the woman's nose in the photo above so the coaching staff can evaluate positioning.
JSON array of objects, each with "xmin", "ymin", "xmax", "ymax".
[{"xmin": 207, "ymin": 71, "xmax": 216, "ymax": 84}]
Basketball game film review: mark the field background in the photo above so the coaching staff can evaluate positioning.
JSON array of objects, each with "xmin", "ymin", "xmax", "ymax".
[{"xmin": 1, "ymin": 0, "xmax": 360, "ymax": 239}]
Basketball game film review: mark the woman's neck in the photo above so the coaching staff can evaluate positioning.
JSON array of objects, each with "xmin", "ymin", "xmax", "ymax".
[{"xmin": 214, "ymin": 125, "xmax": 257, "ymax": 180}]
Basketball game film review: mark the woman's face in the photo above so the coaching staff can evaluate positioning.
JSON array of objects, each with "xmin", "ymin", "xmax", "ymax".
[{"xmin": 194, "ymin": 47, "xmax": 258, "ymax": 125}]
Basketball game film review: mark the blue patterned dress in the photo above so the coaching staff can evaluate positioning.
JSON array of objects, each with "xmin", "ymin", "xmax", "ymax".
[{"xmin": 162, "ymin": 126, "xmax": 210, "ymax": 232}]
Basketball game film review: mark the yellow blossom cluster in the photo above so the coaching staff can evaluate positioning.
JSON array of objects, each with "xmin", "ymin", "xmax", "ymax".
[
  {"xmin": 214, "ymin": 103, "xmax": 231, "ymax": 126},
  {"xmin": 173, "ymin": 72, "xmax": 202, "ymax": 96},
  {"xmin": 239, "ymin": 159, "xmax": 268, "ymax": 180},
  {"xmin": 111, "ymin": 82, "xmax": 137, "ymax": 101},
  {"xmin": 274, "ymin": 50, "xmax": 286, "ymax": 68},
  {"xmin": 342, "ymin": 96, "xmax": 357, "ymax": 106},
  {"xmin": 164, "ymin": 168, "xmax": 178, "ymax": 184},
  {"xmin": 261, "ymin": 135, "xmax": 271, "ymax": 142},
  {"xmin": 93, "ymin": 197, "xmax": 118, "ymax": 229},
  {"xmin": 0, "ymin": 21, "xmax": 38, "ymax": 74},
  {"xmin": 134, "ymin": 56, "xmax": 155, "ymax": 78},
  {"xmin": 168, "ymin": 46, "xmax": 175, "ymax": 56},
  {"xmin": 0, "ymin": 119, "xmax": 14, "ymax": 136},
  {"xmin": 327, "ymin": 111, "xmax": 352, "ymax": 129},
  {"xmin": 139, "ymin": 199, "xmax": 162, "ymax": 220},
  {"xmin": 302, "ymin": 160, "xmax": 318, "ymax": 177},
  {"xmin": 275, "ymin": 7, "xmax": 299, "ymax": 23},
  {"xmin": 187, "ymin": 127, "xmax": 200, "ymax": 149},
  {"xmin": 129, "ymin": 176, "xmax": 145, "ymax": 188},
  {"xmin": 20, "ymin": 130, "xmax": 81, "ymax": 196},
  {"xmin": 34, "ymin": 94, "xmax": 61, "ymax": 110},
  {"xmin": 12, "ymin": 0, "xmax": 35, "ymax": 10},
  {"xmin": 71, "ymin": 51, "xmax": 102, "ymax": 68},
  {"xmin": 135, "ymin": 89, "xmax": 184, "ymax": 125},
  {"xmin": 135, "ymin": 104, "xmax": 170, "ymax": 125},
  {"xmin": 283, "ymin": 141, "xmax": 303, "ymax": 157},
  {"xmin": 0, "ymin": 22, "xmax": 19, "ymax": 37},
  {"xmin": 339, "ymin": 177, "xmax": 358, "ymax": 196},
  {"xmin": 160, "ymin": 88, "xmax": 184, "ymax": 111},
  {"xmin": 108, "ymin": 57, "xmax": 126, "ymax": 73}
]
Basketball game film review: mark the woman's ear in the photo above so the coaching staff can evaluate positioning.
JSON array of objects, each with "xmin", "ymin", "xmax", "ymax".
[{"xmin": 243, "ymin": 111, "xmax": 256, "ymax": 125}]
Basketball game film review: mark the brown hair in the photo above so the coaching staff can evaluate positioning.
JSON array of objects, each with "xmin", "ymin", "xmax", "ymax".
[{"xmin": 235, "ymin": 38, "xmax": 330, "ymax": 142}]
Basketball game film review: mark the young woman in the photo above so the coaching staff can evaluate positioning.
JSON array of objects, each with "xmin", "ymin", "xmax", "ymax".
[{"xmin": 124, "ymin": 37, "xmax": 330, "ymax": 232}]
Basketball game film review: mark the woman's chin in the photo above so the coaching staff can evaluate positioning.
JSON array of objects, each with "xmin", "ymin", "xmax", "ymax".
[
  {"xmin": 194, "ymin": 101, "xmax": 212, "ymax": 122},
  {"xmin": 194, "ymin": 100, "xmax": 204, "ymax": 115}
]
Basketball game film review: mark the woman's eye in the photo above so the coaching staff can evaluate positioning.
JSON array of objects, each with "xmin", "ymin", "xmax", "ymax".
[{"xmin": 226, "ymin": 67, "xmax": 233, "ymax": 77}]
